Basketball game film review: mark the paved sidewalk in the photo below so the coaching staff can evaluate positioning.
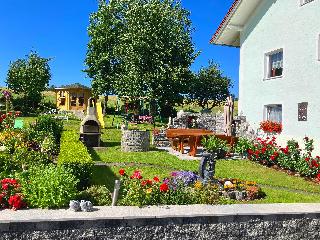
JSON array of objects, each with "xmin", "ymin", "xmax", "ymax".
[{"xmin": 1, "ymin": 203, "xmax": 320, "ymax": 222}]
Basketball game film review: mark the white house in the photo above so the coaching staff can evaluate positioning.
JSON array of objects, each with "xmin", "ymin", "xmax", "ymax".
[{"xmin": 211, "ymin": 0, "xmax": 320, "ymax": 148}]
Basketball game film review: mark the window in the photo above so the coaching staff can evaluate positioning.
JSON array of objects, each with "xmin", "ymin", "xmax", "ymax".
[
  {"xmin": 78, "ymin": 93, "xmax": 85, "ymax": 106},
  {"xmin": 265, "ymin": 50, "xmax": 283, "ymax": 79},
  {"xmin": 265, "ymin": 104, "xmax": 282, "ymax": 123},
  {"xmin": 71, "ymin": 92, "xmax": 77, "ymax": 106},
  {"xmin": 300, "ymin": 0, "xmax": 314, "ymax": 5},
  {"xmin": 59, "ymin": 91, "xmax": 66, "ymax": 106},
  {"xmin": 59, "ymin": 98, "xmax": 65, "ymax": 106}
]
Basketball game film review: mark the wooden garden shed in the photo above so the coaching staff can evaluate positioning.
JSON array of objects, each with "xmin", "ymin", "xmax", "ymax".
[{"xmin": 54, "ymin": 84, "xmax": 92, "ymax": 111}]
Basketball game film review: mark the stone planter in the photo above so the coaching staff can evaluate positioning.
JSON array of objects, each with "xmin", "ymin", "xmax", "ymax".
[{"xmin": 121, "ymin": 130, "xmax": 150, "ymax": 152}]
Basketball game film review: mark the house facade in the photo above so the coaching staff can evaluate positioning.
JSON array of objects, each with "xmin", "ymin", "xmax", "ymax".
[{"xmin": 211, "ymin": 0, "xmax": 320, "ymax": 146}]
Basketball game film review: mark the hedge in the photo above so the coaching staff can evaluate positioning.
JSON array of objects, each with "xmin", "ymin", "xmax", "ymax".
[{"xmin": 57, "ymin": 131, "xmax": 94, "ymax": 190}]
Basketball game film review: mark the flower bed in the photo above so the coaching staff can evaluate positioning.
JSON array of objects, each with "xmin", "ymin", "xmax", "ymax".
[
  {"xmin": 0, "ymin": 115, "xmax": 66, "ymax": 209},
  {"xmin": 235, "ymin": 136, "xmax": 320, "ymax": 181},
  {"xmin": 117, "ymin": 169, "xmax": 265, "ymax": 206}
]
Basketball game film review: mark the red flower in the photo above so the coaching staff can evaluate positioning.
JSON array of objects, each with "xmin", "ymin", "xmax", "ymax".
[
  {"xmin": 2, "ymin": 183, "xmax": 8, "ymax": 190},
  {"xmin": 130, "ymin": 170, "xmax": 143, "ymax": 179},
  {"xmin": 305, "ymin": 157, "xmax": 310, "ymax": 162},
  {"xmin": 153, "ymin": 176, "xmax": 160, "ymax": 182},
  {"xmin": 311, "ymin": 160, "xmax": 319, "ymax": 168},
  {"xmin": 159, "ymin": 183, "xmax": 169, "ymax": 192},
  {"xmin": 317, "ymin": 173, "xmax": 320, "ymax": 180},
  {"xmin": 119, "ymin": 169, "xmax": 125, "ymax": 176},
  {"xmin": 8, "ymin": 194, "xmax": 25, "ymax": 210},
  {"xmin": 248, "ymin": 149, "xmax": 254, "ymax": 155}
]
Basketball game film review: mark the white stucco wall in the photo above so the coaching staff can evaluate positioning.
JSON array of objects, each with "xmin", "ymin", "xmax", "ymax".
[{"xmin": 239, "ymin": 0, "xmax": 320, "ymax": 149}]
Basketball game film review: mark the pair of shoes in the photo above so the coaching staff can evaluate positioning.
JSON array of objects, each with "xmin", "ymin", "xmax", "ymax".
[{"xmin": 69, "ymin": 200, "xmax": 93, "ymax": 212}]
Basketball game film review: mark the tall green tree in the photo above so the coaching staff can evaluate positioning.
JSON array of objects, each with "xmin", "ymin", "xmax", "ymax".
[
  {"xmin": 6, "ymin": 51, "xmax": 51, "ymax": 111},
  {"xmin": 85, "ymin": 0, "xmax": 196, "ymax": 114},
  {"xmin": 189, "ymin": 61, "xmax": 232, "ymax": 110}
]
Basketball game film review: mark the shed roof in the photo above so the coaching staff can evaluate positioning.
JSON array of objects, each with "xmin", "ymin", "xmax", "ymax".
[{"xmin": 55, "ymin": 83, "xmax": 91, "ymax": 91}]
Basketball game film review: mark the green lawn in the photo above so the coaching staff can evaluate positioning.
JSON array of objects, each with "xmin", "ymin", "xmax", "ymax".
[{"xmin": 85, "ymin": 116, "xmax": 320, "ymax": 203}]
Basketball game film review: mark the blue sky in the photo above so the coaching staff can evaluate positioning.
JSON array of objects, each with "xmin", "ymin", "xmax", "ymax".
[{"xmin": 0, "ymin": 0, "xmax": 239, "ymax": 96}]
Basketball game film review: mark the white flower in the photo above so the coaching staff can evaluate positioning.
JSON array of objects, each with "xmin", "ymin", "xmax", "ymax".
[{"xmin": 0, "ymin": 146, "xmax": 6, "ymax": 152}]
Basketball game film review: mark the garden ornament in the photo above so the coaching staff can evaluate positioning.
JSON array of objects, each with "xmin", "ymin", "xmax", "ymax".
[
  {"xmin": 224, "ymin": 96, "xmax": 234, "ymax": 137},
  {"xmin": 199, "ymin": 152, "xmax": 217, "ymax": 184},
  {"xmin": 80, "ymin": 200, "xmax": 93, "ymax": 212},
  {"xmin": 69, "ymin": 200, "xmax": 80, "ymax": 212}
]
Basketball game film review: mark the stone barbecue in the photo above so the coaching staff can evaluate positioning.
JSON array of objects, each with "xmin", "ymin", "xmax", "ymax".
[{"xmin": 80, "ymin": 98, "xmax": 101, "ymax": 147}]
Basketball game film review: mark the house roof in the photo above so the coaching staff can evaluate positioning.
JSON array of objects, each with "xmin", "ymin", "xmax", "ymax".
[
  {"xmin": 55, "ymin": 83, "xmax": 91, "ymax": 91},
  {"xmin": 210, "ymin": 0, "xmax": 263, "ymax": 47}
]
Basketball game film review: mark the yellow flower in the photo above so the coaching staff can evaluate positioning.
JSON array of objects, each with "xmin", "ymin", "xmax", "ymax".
[
  {"xmin": 194, "ymin": 181, "xmax": 202, "ymax": 190},
  {"xmin": 146, "ymin": 188, "xmax": 152, "ymax": 194}
]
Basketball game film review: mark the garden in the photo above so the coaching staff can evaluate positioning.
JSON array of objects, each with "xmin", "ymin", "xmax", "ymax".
[
  {"xmin": 1, "ymin": 0, "xmax": 320, "ymax": 212},
  {"xmin": 1, "ymin": 106, "xmax": 320, "ymax": 211}
]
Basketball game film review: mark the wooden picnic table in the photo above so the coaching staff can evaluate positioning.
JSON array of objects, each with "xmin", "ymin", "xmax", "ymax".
[
  {"xmin": 166, "ymin": 129, "xmax": 214, "ymax": 157},
  {"xmin": 166, "ymin": 129, "xmax": 238, "ymax": 157}
]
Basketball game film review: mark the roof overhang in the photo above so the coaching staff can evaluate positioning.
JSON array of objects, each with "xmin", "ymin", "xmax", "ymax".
[{"xmin": 210, "ymin": 0, "xmax": 263, "ymax": 47}]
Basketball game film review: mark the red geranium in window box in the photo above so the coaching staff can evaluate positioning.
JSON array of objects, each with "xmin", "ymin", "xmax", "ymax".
[{"xmin": 260, "ymin": 121, "xmax": 282, "ymax": 134}]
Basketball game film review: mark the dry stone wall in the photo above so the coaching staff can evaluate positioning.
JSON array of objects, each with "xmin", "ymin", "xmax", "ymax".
[
  {"xmin": 1, "ymin": 213, "xmax": 320, "ymax": 240},
  {"xmin": 121, "ymin": 130, "xmax": 150, "ymax": 152}
]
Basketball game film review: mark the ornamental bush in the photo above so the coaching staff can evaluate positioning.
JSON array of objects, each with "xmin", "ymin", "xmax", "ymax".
[
  {"xmin": 78, "ymin": 185, "xmax": 112, "ymax": 206},
  {"xmin": 247, "ymin": 136, "xmax": 320, "ymax": 180},
  {"xmin": 57, "ymin": 131, "xmax": 94, "ymax": 190},
  {"xmin": 19, "ymin": 164, "xmax": 78, "ymax": 208},
  {"xmin": 234, "ymin": 137, "xmax": 255, "ymax": 158},
  {"xmin": 32, "ymin": 115, "xmax": 63, "ymax": 144}
]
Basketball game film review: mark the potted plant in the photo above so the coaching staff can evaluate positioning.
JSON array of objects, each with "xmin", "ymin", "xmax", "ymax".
[{"xmin": 201, "ymin": 136, "xmax": 228, "ymax": 159}]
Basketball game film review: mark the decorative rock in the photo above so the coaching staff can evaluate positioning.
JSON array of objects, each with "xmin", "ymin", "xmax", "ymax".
[
  {"xmin": 69, "ymin": 200, "xmax": 80, "ymax": 212},
  {"xmin": 121, "ymin": 130, "xmax": 150, "ymax": 152}
]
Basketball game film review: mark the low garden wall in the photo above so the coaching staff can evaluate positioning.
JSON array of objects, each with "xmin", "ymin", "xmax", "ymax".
[{"xmin": 1, "ymin": 204, "xmax": 320, "ymax": 240}]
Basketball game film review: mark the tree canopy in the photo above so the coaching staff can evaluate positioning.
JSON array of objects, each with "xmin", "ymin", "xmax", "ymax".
[
  {"xmin": 85, "ymin": 0, "xmax": 196, "ymax": 112},
  {"xmin": 6, "ymin": 51, "xmax": 51, "ymax": 111},
  {"xmin": 188, "ymin": 61, "xmax": 232, "ymax": 110}
]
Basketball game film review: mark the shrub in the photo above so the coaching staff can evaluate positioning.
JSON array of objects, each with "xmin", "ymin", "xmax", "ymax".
[
  {"xmin": 202, "ymin": 136, "xmax": 228, "ymax": 158},
  {"xmin": 19, "ymin": 164, "xmax": 78, "ymax": 208},
  {"xmin": 234, "ymin": 137, "xmax": 255, "ymax": 157},
  {"xmin": 57, "ymin": 131, "xmax": 94, "ymax": 190},
  {"xmin": 32, "ymin": 115, "xmax": 63, "ymax": 144},
  {"xmin": 12, "ymin": 147, "xmax": 51, "ymax": 169},
  {"xmin": 247, "ymin": 137, "xmax": 279, "ymax": 166},
  {"xmin": 78, "ymin": 185, "xmax": 112, "ymax": 206},
  {"xmin": 0, "ymin": 178, "xmax": 26, "ymax": 210}
]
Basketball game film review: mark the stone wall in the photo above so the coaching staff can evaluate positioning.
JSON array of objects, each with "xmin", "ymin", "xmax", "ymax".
[
  {"xmin": 121, "ymin": 130, "xmax": 150, "ymax": 152},
  {"xmin": 1, "ymin": 213, "xmax": 320, "ymax": 240}
]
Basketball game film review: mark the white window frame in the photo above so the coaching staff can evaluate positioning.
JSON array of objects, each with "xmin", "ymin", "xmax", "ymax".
[
  {"xmin": 264, "ymin": 49, "xmax": 283, "ymax": 80},
  {"xmin": 300, "ymin": 0, "xmax": 314, "ymax": 6},
  {"xmin": 264, "ymin": 104, "xmax": 283, "ymax": 123}
]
